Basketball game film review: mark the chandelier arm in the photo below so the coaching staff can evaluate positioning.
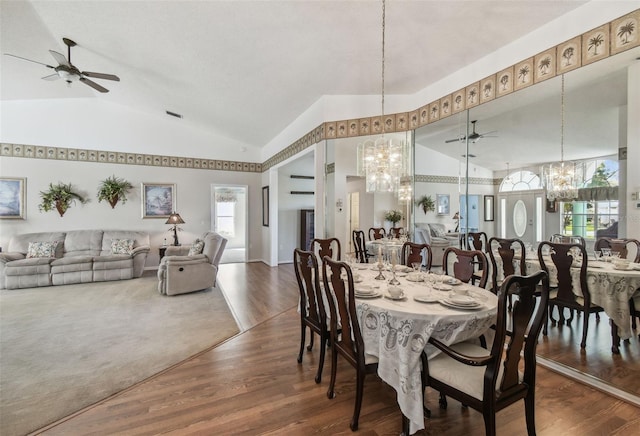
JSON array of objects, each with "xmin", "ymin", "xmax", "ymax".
[{"xmin": 381, "ymin": 0, "xmax": 385, "ymax": 120}]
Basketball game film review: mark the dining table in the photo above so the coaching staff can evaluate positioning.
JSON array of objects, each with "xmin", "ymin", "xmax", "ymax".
[
  {"xmin": 494, "ymin": 251, "xmax": 640, "ymax": 352},
  {"xmin": 347, "ymin": 262, "xmax": 498, "ymax": 434}
]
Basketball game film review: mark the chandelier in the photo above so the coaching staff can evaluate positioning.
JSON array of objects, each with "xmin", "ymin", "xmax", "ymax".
[
  {"xmin": 542, "ymin": 74, "xmax": 583, "ymax": 201},
  {"xmin": 357, "ymin": 0, "xmax": 409, "ymax": 194}
]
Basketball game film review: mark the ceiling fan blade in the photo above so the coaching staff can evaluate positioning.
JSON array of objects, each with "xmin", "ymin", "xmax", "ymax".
[
  {"xmin": 42, "ymin": 73, "xmax": 61, "ymax": 81},
  {"xmin": 480, "ymin": 130, "xmax": 498, "ymax": 136},
  {"xmin": 445, "ymin": 137, "xmax": 465, "ymax": 143},
  {"xmin": 4, "ymin": 53, "xmax": 55, "ymax": 69},
  {"xmin": 80, "ymin": 77, "xmax": 109, "ymax": 93},
  {"xmin": 49, "ymin": 50, "xmax": 70, "ymax": 66},
  {"xmin": 82, "ymin": 71, "xmax": 120, "ymax": 81}
]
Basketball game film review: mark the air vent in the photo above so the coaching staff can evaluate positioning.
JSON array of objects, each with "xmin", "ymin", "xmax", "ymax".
[{"xmin": 166, "ymin": 110, "xmax": 183, "ymax": 119}]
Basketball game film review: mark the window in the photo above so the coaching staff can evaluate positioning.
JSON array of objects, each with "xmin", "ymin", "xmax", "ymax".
[
  {"xmin": 560, "ymin": 200, "xmax": 618, "ymax": 239},
  {"xmin": 499, "ymin": 170, "xmax": 542, "ymax": 192},
  {"xmin": 216, "ymin": 201, "xmax": 235, "ymax": 238}
]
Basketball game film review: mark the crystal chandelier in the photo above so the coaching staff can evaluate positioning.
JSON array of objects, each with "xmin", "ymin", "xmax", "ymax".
[
  {"xmin": 357, "ymin": 0, "xmax": 409, "ymax": 194},
  {"xmin": 542, "ymin": 74, "xmax": 583, "ymax": 201}
]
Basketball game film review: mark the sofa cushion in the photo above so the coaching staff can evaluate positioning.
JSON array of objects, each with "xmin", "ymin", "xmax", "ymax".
[
  {"xmin": 5, "ymin": 257, "xmax": 55, "ymax": 275},
  {"xmin": 63, "ymin": 230, "xmax": 103, "ymax": 257},
  {"xmin": 100, "ymin": 231, "xmax": 150, "ymax": 256},
  {"xmin": 26, "ymin": 241, "xmax": 59, "ymax": 258},
  {"xmin": 8, "ymin": 232, "xmax": 66, "ymax": 257},
  {"xmin": 111, "ymin": 239, "xmax": 134, "ymax": 255},
  {"xmin": 188, "ymin": 239, "xmax": 205, "ymax": 256},
  {"xmin": 51, "ymin": 255, "xmax": 95, "ymax": 267}
]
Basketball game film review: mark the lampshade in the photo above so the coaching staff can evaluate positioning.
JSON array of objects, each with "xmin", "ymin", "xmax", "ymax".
[
  {"xmin": 452, "ymin": 212, "xmax": 461, "ymax": 220},
  {"xmin": 165, "ymin": 212, "xmax": 185, "ymax": 225}
]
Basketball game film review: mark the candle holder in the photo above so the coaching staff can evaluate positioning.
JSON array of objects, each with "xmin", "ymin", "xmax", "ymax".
[
  {"xmin": 375, "ymin": 256, "xmax": 386, "ymax": 280},
  {"xmin": 388, "ymin": 265, "xmax": 401, "ymax": 285}
]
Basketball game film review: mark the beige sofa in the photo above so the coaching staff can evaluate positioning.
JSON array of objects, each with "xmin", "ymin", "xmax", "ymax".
[
  {"xmin": 157, "ymin": 231, "xmax": 227, "ymax": 296},
  {"xmin": 414, "ymin": 223, "xmax": 459, "ymax": 266},
  {"xmin": 0, "ymin": 230, "xmax": 150, "ymax": 290}
]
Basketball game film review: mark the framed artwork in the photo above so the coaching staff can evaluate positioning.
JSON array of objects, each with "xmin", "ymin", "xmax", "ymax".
[
  {"xmin": 142, "ymin": 183, "xmax": 175, "ymax": 218},
  {"xmin": 0, "ymin": 177, "xmax": 26, "ymax": 219},
  {"xmin": 546, "ymin": 198, "xmax": 558, "ymax": 213},
  {"xmin": 484, "ymin": 195, "xmax": 495, "ymax": 222},
  {"xmin": 436, "ymin": 194, "xmax": 450, "ymax": 215},
  {"xmin": 262, "ymin": 186, "xmax": 269, "ymax": 227}
]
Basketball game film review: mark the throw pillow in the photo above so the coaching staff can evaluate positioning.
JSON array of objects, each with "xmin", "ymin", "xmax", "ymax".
[
  {"xmin": 432, "ymin": 227, "xmax": 446, "ymax": 238},
  {"xmin": 188, "ymin": 239, "xmax": 205, "ymax": 256},
  {"xmin": 111, "ymin": 239, "xmax": 134, "ymax": 255},
  {"xmin": 26, "ymin": 241, "xmax": 59, "ymax": 258}
]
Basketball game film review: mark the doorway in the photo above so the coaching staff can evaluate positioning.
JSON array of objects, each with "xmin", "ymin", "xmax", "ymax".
[
  {"xmin": 348, "ymin": 191, "xmax": 360, "ymax": 254},
  {"xmin": 497, "ymin": 190, "xmax": 544, "ymax": 246},
  {"xmin": 211, "ymin": 185, "xmax": 248, "ymax": 263}
]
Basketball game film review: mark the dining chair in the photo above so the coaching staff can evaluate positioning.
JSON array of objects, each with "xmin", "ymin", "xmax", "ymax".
[
  {"xmin": 550, "ymin": 234, "xmax": 586, "ymax": 247},
  {"xmin": 424, "ymin": 270, "xmax": 550, "ymax": 436},
  {"xmin": 463, "ymin": 231, "xmax": 489, "ymax": 252},
  {"xmin": 293, "ymin": 249, "xmax": 329, "ymax": 383},
  {"xmin": 594, "ymin": 237, "xmax": 640, "ymax": 262},
  {"xmin": 488, "ymin": 237, "xmax": 526, "ymax": 294},
  {"xmin": 310, "ymin": 237, "xmax": 341, "ymax": 262},
  {"xmin": 443, "ymin": 247, "xmax": 488, "ymax": 289},
  {"xmin": 368, "ymin": 227, "xmax": 386, "ymax": 241},
  {"xmin": 538, "ymin": 241, "xmax": 604, "ymax": 349},
  {"xmin": 401, "ymin": 241, "xmax": 432, "ymax": 271},
  {"xmin": 389, "ymin": 227, "xmax": 404, "ymax": 239},
  {"xmin": 322, "ymin": 256, "xmax": 378, "ymax": 431},
  {"xmin": 630, "ymin": 295, "xmax": 640, "ymax": 339},
  {"xmin": 352, "ymin": 230, "xmax": 373, "ymax": 264}
]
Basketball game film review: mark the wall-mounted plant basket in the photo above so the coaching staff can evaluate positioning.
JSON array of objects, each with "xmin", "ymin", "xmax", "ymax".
[{"xmin": 38, "ymin": 182, "xmax": 88, "ymax": 217}]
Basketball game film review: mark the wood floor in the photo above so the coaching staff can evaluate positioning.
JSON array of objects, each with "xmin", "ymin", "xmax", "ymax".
[{"xmin": 39, "ymin": 262, "xmax": 640, "ymax": 435}]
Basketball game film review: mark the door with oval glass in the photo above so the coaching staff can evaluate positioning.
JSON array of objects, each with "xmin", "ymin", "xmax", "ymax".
[{"xmin": 498, "ymin": 190, "xmax": 544, "ymax": 246}]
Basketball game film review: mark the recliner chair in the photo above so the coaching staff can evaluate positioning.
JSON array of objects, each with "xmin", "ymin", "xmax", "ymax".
[{"xmin": 157, "ymin": 231, "xmax": 227, "ymax": 296}]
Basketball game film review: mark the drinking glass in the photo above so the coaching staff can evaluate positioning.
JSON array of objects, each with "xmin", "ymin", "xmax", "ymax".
[
  {"xmin": 411, "ymin": 262, "xmax": 421, "ymax": 273},
  {"xmin": 593, "ymin": 250, "xmax": 601, "ymax": 261}
]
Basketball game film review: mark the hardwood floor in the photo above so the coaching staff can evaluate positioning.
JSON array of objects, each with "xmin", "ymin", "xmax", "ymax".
[{"xmin": 40, "ymin": 262, "xmax": 640, "ymax": 435}]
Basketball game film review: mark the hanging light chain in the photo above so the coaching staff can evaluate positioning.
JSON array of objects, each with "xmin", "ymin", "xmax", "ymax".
[
  {"xmin": 381, "ymin": 0, "xmax": 386, "ymax": 119},
  {"xmin": 560, "ymin": 73, "xmax": 565, "ymax": 162}
]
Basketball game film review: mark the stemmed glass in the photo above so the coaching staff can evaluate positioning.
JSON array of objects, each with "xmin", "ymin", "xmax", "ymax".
[
  {"xmin": 388, "ymin": 249, "xmax": 401, "ymax": 285},
  {"xmin": 375, "ymin": 254, "xmax": 386, "ymax": 280}
]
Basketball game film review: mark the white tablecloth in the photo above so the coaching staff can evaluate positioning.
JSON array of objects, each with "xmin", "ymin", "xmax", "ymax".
[
  {"xmin": 522, "ymin": 257, "xmax": 640, "ymax": 340},
  {"xmin": 349, "ymin": 265, "xmax": 497, "ymax": 434}
]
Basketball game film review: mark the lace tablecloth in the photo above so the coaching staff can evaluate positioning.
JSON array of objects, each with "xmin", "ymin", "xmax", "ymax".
[
  {"xmin": 522, "ymin": 258, "xmax": 640, "ymax": 340},
  {"xmin": 351, "ymin": 265, "xmax": 497, "ymax": 434}
]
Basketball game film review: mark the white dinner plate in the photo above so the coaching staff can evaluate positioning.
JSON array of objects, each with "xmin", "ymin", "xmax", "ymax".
[
  {"xmin": 414, "ymin": 294, "xmax": 439, "ymax": 303},
  {"xmin": 589, "ymin": 262, "xmax": 604, "ymax": 268},
  {"xmin": 355, "ymin": 285, "xmax": 378, "ymax": 295},
  {"xmin": 406, "ymin": 274, "xmax": 423, "ymax": 282},
  {"xmin": 433, "ymin": 283, "xmax": 453, "ymax": 291},
  {"xmin": 448, "ymin": 294, "xmax": 476, "ymax": 305},
  {"xmin": 613, "ymin": 265, "xmax": 632, "ymax": 271},
  {"xmin": 444, "ymin": 278, "xmax": 462, "ymax": 286},
  {"xmin": 355, "ymin": 291, "xmax": 381, "ymax": 299},
  {"xmin": 439, "ymin": 299, "xmax": 482, "ymax": 310}
]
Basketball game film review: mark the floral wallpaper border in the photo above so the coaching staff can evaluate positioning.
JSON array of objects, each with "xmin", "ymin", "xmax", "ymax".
[
  {"xmin": 261, "ymin": 9, "xmax": 639, "ymax": 171},
  {"xmin": 0, "ymin": 143, "xmax": 262, "ymax": 173}
]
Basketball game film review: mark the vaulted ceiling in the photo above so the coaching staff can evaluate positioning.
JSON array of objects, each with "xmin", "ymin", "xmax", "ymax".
[{"xmin": 1, "ymin": 1, "xmax": 588, "ymax": 152}]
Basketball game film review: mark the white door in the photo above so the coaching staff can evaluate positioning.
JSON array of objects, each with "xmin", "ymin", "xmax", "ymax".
[
  {"xmin": 211, "ymin": 185, "xmax": 248, "ymax": 263},
  {"xmin": 498, "ymin": 190, "xmax": 544, "ymax": 246},
  {"xmin": 348, "ymin": 192, "xmax": 360, "ymax": 253}
]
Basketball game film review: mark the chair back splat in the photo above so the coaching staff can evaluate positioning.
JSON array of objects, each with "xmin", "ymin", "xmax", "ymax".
[
  {"xmin": 488, "ymin": 237, "xmax": 526, "ymax": 294},
  {"xmin": 368, "ymin": 227, "xmax": 386, "ymax": 241},
  {"xmin": 293, "ymin": 249, "xmax": 328, "ymax": 383},
  {"xmin": 425, "ymin": 271, "xmax": 549, "ymax": 436},
  {"xmin": 311, "ymin": 237, "xmax": 341, "ymax": 262},
  {"xmin": 352, "ymin": 230, "xmax": 372, "ymax": 263},
  {"xmin": 401, "ymin": 241, "xmax": 432, "ymax": 270},
  {"xmin": 443, "ymin": 247, "xmax": 488, "ymax": 288}
]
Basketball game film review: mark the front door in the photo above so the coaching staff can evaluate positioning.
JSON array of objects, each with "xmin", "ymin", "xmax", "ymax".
[{"xmin": 498, "ymin": 190, "xmax": 544, "ymax": 246}]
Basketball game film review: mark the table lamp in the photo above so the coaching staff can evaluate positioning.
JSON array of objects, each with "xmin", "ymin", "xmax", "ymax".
[
  {"xmin": 166, "ymin": 212, "xmax": 185, "ymax": 246},
  {"xmin": 452, "ymin": 212, "xmax": 462, "ymax": 233}
]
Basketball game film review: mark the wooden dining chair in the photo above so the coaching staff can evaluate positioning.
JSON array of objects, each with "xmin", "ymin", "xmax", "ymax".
[
  {"xmin": 401, "ymin": 241, "xmax": 432, "ymax": 271},
  {"xmin": 443, "ymin": 247, "xmax": 488, "ymax": 289},
  {"xmin": 538, "ymin": 241, "xmax": 604, "ymax": 349},
  {"xmin": 368, "ymin": 227, "xmax": 386, "ymax": 241},
  {"xmin": 310, "ymin": 237, "xmax": 341, "ymax": 262},
  {"xmin": 389, "ymin": 227, "xmax": 404, "ymax": 239},
  {"xmin": 464, "ymin": 231, "xmax": 489, "ymax": 252},
  {"xmin": 352, "ymin": 230, "xmax": 373, "ymax": 263},
  {"xmin": 322, "ymin": 256, "xmax": 378, "ymax": 431},
  {"xmin": 424, "ymin": 271, "xmax": 550, "ymax": 436},
  {"xmin": 488, "ymin": 237, "xmax": 526, "ymax": 294},
  {"xmin": 594, "ymin": 237, "xmax": 640, "ymax": 262},
  {"xmin": 293, "ymin": 249, "xmax": 329, "ymax": 383}
]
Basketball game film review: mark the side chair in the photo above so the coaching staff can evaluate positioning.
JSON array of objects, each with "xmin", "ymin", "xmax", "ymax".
[
  {"xmin": 424, "ymin": 271, "xmax": 550, "ymax": 436},
  {"xmin": 594, "ymin": 237, "xmax": 640, "ymax": 262},
  {"xmin": 322, "ymin": 256, "xmax": 378, "ymax": 431},
  {"xmin": 352, "ymin": 230, "xmax": 373, "ymax": 263},
  {"xmin": 310, "ymin": 237, "xmax": 341, "ymax": 262},
  {"xmin": 443, "ymin": 247, "xmax": 488, "ymax": 289},
  {"xmin": 368, "ymin": 227, "xmax": 386, "ymax": 241},
  {"xmin": 401, "ymin": 241, "xmax": 432, "ymax": 271},
  {"xmin": 538, "ymin": 241, "xmax": 604, "ymax": 348},
  {"xmin": 488, "ymin": 237, "xmax": 527, "ymax": 310},
  {"xmin": 293, "ymin": 249, "xmax": 328, "ymax": 383},
  {"xmin": 550, "ymin": 234, "xmax": 586, "ymax": 247}
]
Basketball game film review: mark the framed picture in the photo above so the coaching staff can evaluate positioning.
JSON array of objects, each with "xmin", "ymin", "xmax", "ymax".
[
  {"xmin": 546, "ymin": 198, "xmax": 558, "ymax": 213},
  {"xmin": 0, "ymin": 177, "xmax": 26, "ymax": 219},
  {"xmin": 262, "ymin": 186, "xmax": 269, "ymax": 227},
  {"xmin": 484, "ymin": 195, "xmax": 495, "ymax": 221},
  {"xmin": 436, "ymin": 194, "xmax": 450, "ymax": 215},
  {"xmin": 142, "ymin": 183, "xmax": 176, "ymax": 219}
]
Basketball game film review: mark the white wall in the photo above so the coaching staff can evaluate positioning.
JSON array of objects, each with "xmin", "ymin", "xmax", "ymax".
[{"xmin": 0, "ymin": 157, "xmax": 264, "ymax": 267}]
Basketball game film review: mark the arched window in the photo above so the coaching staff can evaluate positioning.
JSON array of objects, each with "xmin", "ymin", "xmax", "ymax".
[{"xmin": 499, "ymin": 170, "xmax": 542, "ymax": 192}]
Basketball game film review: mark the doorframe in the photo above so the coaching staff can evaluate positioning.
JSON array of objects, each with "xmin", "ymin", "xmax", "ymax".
[{"xmin": 211, "ymin": 184, "xmax": 249, "ymax": 263}]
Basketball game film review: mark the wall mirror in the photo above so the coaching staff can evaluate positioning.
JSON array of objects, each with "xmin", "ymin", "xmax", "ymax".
[{"xmin": 413, "ymin": 45, "xmax": 639, "ymax": 403}]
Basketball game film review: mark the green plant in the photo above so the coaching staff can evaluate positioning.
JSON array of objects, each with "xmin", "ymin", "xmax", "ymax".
[
  {"xmin": 97, "ymin": 175, "xmax": 134, "ymax": 208},
  {"xmin": 384, "ymin": 209, "xmax": 403, "ymax": 225},
  {"xmin": 39, "ymin": 182, "xmax": 88, "ymax": 217},
  {"xmin": 416, "ymin": 195, "xmax": 435, "ymax": 214}
]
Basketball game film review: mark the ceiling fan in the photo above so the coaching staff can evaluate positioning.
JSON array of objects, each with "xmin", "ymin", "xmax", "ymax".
[
  {"xmin": 4, "ymin": 38, "xmax": 120, "ymax": 93},
  {"xmin": 445, "ymin": 120, "xmax": 497, "ymax": 144}
]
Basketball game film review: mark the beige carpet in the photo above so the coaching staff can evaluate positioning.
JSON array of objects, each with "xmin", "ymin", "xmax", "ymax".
[{"xmin": 0, "ymin": 273, "xmax": 239, "ymax": 436}]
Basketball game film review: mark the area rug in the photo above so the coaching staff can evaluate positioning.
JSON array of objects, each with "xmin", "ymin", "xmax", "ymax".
[{"xmin": 0, "ymin": 274, "xmax": 239, "ymax": 436}]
